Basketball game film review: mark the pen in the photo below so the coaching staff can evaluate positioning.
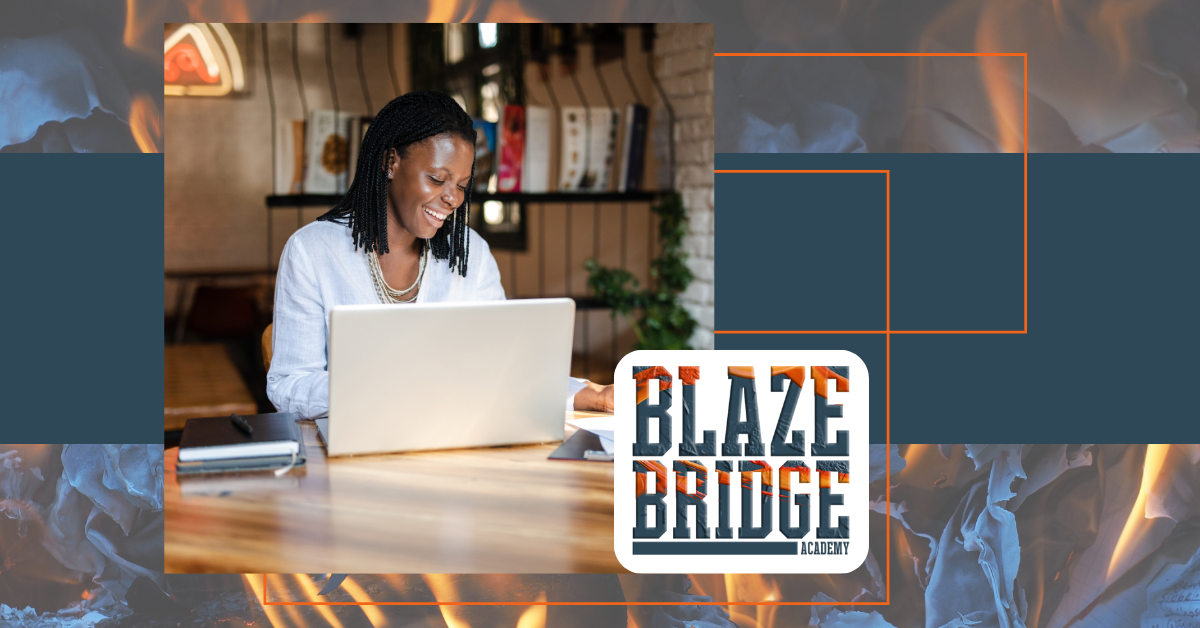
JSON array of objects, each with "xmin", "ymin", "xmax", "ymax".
[{"xmin": 231, "ymin": 413, "xmax": 254, "ymax": 435}]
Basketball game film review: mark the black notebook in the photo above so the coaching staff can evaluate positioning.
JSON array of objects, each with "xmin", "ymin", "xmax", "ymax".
[
  {"xmin": 178, "ymin": 412, "xmax": 302, "ymax": 462},
  {"xmin": 176, "ymin": 451, "xmax": 306, "ymax": 475}
]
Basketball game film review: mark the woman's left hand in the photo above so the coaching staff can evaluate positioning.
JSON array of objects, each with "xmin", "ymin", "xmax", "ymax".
[{"xmin": 573, "ymin": 381, "xmax": 615, "ymax": 413}]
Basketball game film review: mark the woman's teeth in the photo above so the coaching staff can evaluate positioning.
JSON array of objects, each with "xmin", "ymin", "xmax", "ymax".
[{"xmin": 425, "ymin": 208, "xmax": 447, "ymax": 220}]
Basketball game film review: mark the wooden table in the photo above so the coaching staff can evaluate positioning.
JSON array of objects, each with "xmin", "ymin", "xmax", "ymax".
[
  {"xmin": 164, "ymin": 344, "xmax": 257, "ymax": 431},
  {"xmin": 164, "ymin": 415, "xmax": 622, "ymax": 573}
]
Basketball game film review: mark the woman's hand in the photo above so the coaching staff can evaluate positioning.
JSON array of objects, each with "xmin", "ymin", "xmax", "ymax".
[{"xmin": 573, "ymin": 381, "xmax": 615, "ymax": 413}]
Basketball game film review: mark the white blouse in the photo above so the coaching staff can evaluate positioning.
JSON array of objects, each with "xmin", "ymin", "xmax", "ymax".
[{"xmin": 267, "ymin": 220, "xmax": 587, "ymax": 419}]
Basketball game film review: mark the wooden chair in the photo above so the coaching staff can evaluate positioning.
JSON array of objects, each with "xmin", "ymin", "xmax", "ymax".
[{"xmin": 262, "ymin": 323, "xmax": 273, "ymax": 373}]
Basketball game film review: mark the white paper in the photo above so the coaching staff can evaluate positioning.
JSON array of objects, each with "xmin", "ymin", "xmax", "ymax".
[
  {"xmin": 566, "ymin": 416, "xmax": 615, "ymax": 443},
  {"xmin": 1143, "ymin": 546, "xmax": 1200, "ymax": 628}
]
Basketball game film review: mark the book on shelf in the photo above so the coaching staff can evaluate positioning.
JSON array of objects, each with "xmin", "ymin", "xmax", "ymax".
[
  {"xmin": 618, "ymin": 103, "xmax": 649, "ymax": 192},
  {"xmin": 522, "ymin": 105, "xmax": 552, "ymax": 193},
  {"xmin": 559, "ymin": 107, "xmax": 587, "ymax": 191},
  {"xmin": 472, "ymin": 118, "xmax": 497, "ymax": 192},
  {"xmin": 304, "ymin": 109, "xmax": 358, "ymax": 195},
  {"xmin": 497, "ymin": 104, "xmax": 525, "ymax": 193},
  {"xmin": 559, "ymin": 107, "xmax": 618, "ymax": 192},
  {"xmin": 583, "ymin": 107, "xmax": 618, "ymax": 192},
  {"xmin": 274, "ymin": 119, "xmax": 305, "ymax": 195}
]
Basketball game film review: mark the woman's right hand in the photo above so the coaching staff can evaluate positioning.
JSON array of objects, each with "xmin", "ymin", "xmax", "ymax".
[{"xmin": 573, "ymin": 381, "xmax": 615, "ymax": 413}]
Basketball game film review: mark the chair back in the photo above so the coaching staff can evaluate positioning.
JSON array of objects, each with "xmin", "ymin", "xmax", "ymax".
[{"xmin": 261, "ymin": 323, "xmax": 273, "ymax": 373}]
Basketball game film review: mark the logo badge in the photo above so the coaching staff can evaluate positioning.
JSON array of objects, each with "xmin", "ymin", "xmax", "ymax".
[{"xmin": 614, "ymin": 350, "xmax": 870, "ymax": 573}]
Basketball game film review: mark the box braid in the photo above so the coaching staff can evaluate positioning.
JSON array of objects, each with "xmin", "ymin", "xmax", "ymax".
[{"xmin": 317, "ymin": 90, "xmax": 476, "ymax": 277}]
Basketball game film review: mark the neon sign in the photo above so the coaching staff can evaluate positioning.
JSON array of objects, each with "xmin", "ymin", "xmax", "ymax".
[{"xmin": 164, "ymin": 24, "xmax": 245, "ymax": 97}]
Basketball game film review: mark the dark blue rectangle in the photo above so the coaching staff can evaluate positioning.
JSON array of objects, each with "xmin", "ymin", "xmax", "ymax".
[
  {"xmin": 716, "ymin": 170, "xmax": 888, "ymax": 331},
  {"xmin": 633, "ymin": 542, "xmax": 798, "ymax": 555},
  {"xmin": 716, "ymin": 153, "xmax": 1200, "ymax": 444},
  {"xmin": 0, "ymin": 155, "xmax": 164, "ymax": 444},
  {"xmin": 716, "ymin": 153, "xmax": 1024, "ymax": 332}
]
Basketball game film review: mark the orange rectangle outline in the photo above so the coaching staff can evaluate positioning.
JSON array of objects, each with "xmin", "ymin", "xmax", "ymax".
[
  {"xmin": 713, "ymin": 52, "xmax": 1029, "ymax": 334},
  {"xmin": 714, "ymin": 169, "xmax": 893, "ymax": 608},
  {"xmin": 261, "ymin": 173, "xmax": 894, "ymax": 609},
  {"xmin": 708, "ymin": 51, "xmax": 1029, "ymax": 609},
  {"xmin": 262, "ymin": 52, "xmax": 1032, "ymax": 609}
]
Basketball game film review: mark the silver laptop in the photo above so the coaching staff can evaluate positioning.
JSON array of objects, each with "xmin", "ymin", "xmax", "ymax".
[{"xmin": 316, "ymin": 298, "xmax": 575, "ymax": 457}]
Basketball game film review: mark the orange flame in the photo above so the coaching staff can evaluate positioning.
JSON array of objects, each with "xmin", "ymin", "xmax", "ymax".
[
  {"xmin": 421, "ymin": 575, "xmax": 472, "ymax": 628},
  {"xmin": 242, "ymin": 574, "xmax": 290, "ymax": 628},
  {"xmin": 427, "ymin": 0, "xmax": 482, "ymax": 22},
  {"xmin": 291, "ymin": 574, "xmax": 348, "ymax": 628},
  {"xmin": 515, "ymin": 592, "xmax": 548, "ymax": 628},
  {"xmin": 483, "ymin": 0, "xmax": 543, "ymax": 22},
  {"xmin": 894, "ymin": 523, "xmax": 916, "ymax": 581},
  {"xmin": 129, "ymin": 94, "xmax": 163, "ymax": 153},
  {"xmin": 974, "ymin": 4, "xmax": 1027, "ymax": 153},
  {"xmin": 340, "ymin": 576, "xmax": 389, "ymax": 627},
  {"xmin": 903, "ymin": 443, "xmax": 933, "ymax": 467},
  {"xmin": 123, "ymin": 0, "xmax": 163, "ymax": 57},
  {"xmin": 182, "ymin": 0, "xmax": 250, "ymax": 22},
  {"xmin": 424, "ymin": 0, "xmax": 549, "ymax": 22},
  {"xmin": 913, "ymin": 0, "xmax": 1184, "ymax": 152},
  {"xmin": 1108, "ymin": 443, "xmax": 1171, "ymax": 580},
  {"xmin": 268, "ymin": 574, "xmax": 310, "ymax": 627},
  {"xmin": 725, "ymin": 574, "xmax": 780, "ymax": 628}
]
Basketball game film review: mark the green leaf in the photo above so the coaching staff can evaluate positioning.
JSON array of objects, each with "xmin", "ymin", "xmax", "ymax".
[{"xmin": 583, "ymin": 192, "xmax": 699, "ymax": 351}]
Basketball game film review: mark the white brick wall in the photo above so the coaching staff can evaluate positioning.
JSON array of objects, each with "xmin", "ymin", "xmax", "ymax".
[{"xmin": 655, "ymin": 24, "xmax": 715, "ymax": 350}]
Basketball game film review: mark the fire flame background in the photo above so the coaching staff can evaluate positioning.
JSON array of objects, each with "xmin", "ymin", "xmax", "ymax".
[
  {"xmin": 7, "ymin": 444, "xmax": 1200, "ymax": 628},
  {"xmin": 711, "ymin": 0, "xmax": 1200, "ymax": 153},
  {"xmin": 202, "ymin": 446, "xmax": 1200, "ymax": 628},
  {"xmin": 7, "ymin": 0, "xmax": 1194, "ymax": 151},
  {"xmin": 0, "ymin": 0, "xmax": 162, "ymax": 152},
  {"xmin": 7, "ymin": 0, "xmax": 1200, "ymax": 623}
]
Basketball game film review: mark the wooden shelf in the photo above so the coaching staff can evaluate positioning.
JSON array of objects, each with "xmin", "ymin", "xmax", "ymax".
[{"xmin": 266, "ymin": 190, "xmax": 666, "ymax": 207}]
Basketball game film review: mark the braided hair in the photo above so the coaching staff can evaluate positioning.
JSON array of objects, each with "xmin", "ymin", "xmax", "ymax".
[{"xmin": 317, "ymin": 90, "xmax": 476, "ymax": 277}]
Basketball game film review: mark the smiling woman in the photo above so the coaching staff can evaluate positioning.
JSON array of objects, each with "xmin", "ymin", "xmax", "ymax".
[{"xmin": 267, "ymin": 90, "xmax": 614, "ymax": 419}]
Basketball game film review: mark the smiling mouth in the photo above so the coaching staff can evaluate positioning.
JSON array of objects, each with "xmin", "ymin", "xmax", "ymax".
[{"xmin": 424, "ymin": 207, "xmax": 448, "ymax": 221}]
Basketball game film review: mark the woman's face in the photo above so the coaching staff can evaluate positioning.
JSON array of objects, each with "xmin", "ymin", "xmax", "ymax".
[{"xmin": 386, "ymin": 133, "xmax": 475, "ymax": 241}]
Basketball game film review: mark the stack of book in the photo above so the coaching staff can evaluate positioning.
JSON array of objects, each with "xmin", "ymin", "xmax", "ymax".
[{"xmin": 177, "ymin": 412, "xmax": 306, "ymax": 475}]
